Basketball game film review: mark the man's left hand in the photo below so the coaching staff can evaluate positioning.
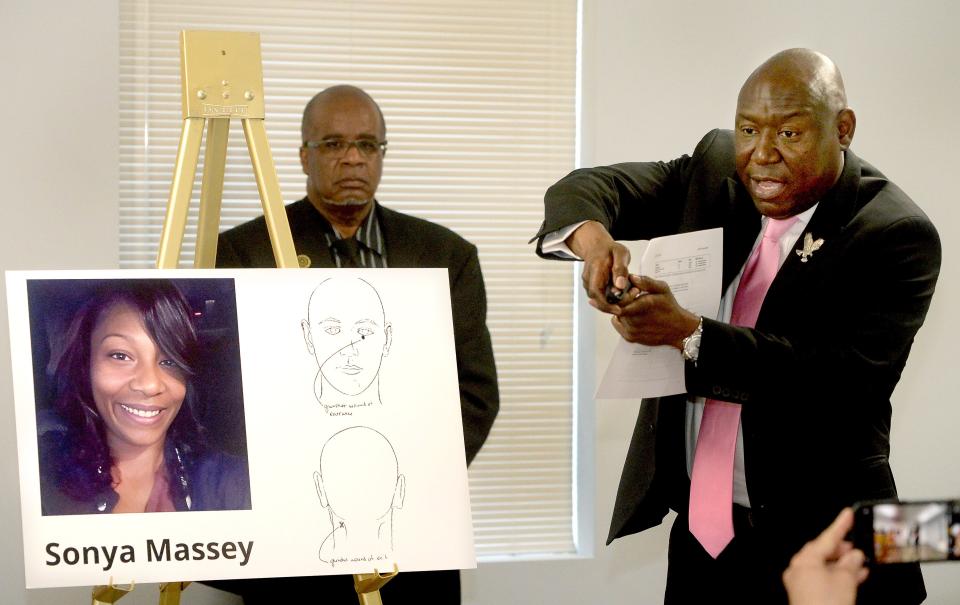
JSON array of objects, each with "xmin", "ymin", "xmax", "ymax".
[{"xmin": 609, "ymin": 275, "xmax": 700, "ymax": 349}]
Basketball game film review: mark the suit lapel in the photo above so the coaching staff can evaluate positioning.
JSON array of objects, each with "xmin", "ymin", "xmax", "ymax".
[
  {"xmin": 377, "ymin": 204, "xmax": 422, "ymax": 268},
  {"xmin": 288, "ymin": 198, "xmax": 337, "ymax": 268},
  {"xmin": 799, "ymin": 150, "xmax": 862, "ymax": 244}
]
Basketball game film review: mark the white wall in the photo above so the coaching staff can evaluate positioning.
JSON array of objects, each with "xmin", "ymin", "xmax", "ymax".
[
  {"xmin": 1, "ymin": 1, "xmax": 958, "ymax": 604},
  {"xmin": 1, "ymin": 2, "xmax": 116, "ymax": 604}
]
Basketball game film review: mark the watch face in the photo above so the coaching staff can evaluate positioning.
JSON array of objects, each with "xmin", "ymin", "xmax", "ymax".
[{"xmin": 683, "ymin": 333, "xmax": 701, "ymax": 361}]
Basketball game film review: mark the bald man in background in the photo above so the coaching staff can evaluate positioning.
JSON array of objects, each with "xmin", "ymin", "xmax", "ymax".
[
  {"xmin": 214, "ymin": 85, "xmax": 499, "ymax": 604},
  {"xmin": 534, "ymin": 49, "xmax": 939, "ymax": 603}
]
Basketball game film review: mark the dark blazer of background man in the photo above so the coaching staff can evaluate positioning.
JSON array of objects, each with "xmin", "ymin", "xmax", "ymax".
[
  {"xmin": 214, "ymin": 85, "xmax": 499, "ymax": 604},
  {"xmin": 534, "ymin": 49, "xmax": 939, "ymax": 604}
]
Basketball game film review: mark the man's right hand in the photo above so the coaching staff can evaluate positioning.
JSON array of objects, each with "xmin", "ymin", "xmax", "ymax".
[{"xmin": 565, "ymin": 221, "xmax": 632, "ymax": 315}]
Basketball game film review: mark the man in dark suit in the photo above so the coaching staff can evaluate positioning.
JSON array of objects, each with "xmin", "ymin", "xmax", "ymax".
[
  {"xmin": 214, "ymin": 85, "xmax": 499, "ymax": 604},
  {"xmin": 534, "ymin": 49, "xmax": 940, "ymax": 604}
]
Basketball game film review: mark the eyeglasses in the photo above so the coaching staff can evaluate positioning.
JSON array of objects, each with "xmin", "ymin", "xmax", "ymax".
[{"xmin": 303, "ymin": 138, "xmax": 388, "ymax": 157}]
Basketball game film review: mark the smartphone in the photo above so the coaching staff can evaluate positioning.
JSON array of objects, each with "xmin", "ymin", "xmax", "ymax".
[{"xmin": 851, "ymin": 499, "xmax": 960, "ymax": 564}]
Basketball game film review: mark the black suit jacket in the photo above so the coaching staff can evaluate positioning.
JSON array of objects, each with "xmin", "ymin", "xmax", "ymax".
[
  {"xmin": 217, "ymin": 198, "xmax": 499, "ymax": 464},
  {"xmin": 536, "ymin": 129, "xmax": 940, "ymax": 603}
]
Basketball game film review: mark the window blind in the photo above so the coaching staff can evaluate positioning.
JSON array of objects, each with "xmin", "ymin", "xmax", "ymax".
[{"xmin": 120, "ymin": 0, "xmax": 577, "ymax": 558}]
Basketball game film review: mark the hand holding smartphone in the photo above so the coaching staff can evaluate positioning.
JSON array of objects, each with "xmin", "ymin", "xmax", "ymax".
[{"xmin": 851, "ymin": 499, "xmax": 960, "ymax": 564}]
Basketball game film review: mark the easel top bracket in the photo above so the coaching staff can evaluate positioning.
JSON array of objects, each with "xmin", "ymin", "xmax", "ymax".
[{"xmin": 180, "ymin": 30, "xmax": 266, "ymax": 119}]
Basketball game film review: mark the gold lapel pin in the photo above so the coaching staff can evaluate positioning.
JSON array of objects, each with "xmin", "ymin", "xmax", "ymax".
[{"xmin": 796, "ymin": 232, "xmax": 824, "ymax": 263}]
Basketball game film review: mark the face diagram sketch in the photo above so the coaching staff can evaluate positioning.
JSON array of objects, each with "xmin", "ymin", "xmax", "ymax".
[
  {"xmin": 313, "ymin": 427, "xmax": 405, "ymax": 566},
  {"xmin": 301, "ymin": 277, "xmax": 392, "ymax": 416}
]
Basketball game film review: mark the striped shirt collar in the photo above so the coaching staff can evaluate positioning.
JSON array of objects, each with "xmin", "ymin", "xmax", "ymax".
[{"xmin": 320, "ymin": 200, "xmax": 388, "ymax": 268}]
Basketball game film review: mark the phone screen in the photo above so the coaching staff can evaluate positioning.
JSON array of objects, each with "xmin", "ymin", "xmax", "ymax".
[{"xmin": 853, "ymin": 499, "xmax": 960, "ymax": 564}]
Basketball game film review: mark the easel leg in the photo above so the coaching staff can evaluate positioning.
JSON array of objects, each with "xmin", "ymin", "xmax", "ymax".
[
  {"xmin": 194, "ymin": 117, "xmax": 230, "ymax": 268},
  {"xmin": 157, "ymin": 117, "xmax": 205, "ymax": 269},
  {"xmin": 241, "ymin": 118, "xmax": 299, "ymax": 268},
  {"xmin": 357, "ymin": 590, "xmax": 384, "ymax": 605},
  {"xmin": 158, "ymin": 581, "xmax": 191, "ymax": 605},
  {"xmin": 353, "ymin": 564, "xmax": 399, "ymax": 605},
  {"xmin": 91, "ymin": 581, "xmax": 133, "ymax": 604}
]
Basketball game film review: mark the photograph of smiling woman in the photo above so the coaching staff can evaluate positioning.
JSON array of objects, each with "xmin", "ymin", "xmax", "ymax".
[{"xmin": 37, "ymin": 280, "xmax": 251, "ymax": 515}]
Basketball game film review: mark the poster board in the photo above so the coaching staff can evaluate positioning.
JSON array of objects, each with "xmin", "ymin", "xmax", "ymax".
[{"xmin": 5, "ymin": 269, "xmax": 474, "ymax": 589}]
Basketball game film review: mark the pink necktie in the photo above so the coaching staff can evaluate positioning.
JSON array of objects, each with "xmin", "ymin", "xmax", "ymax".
[{"xmin": 688, "ymin": 216, "xmax": 798, "ymax": 558}]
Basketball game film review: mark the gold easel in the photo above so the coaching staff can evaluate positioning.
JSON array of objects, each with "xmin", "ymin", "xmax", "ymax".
[
  {"xmin": 353, "ymin": 564, "xmax": 400, "ymax": 605},
  {"xmin": 158, "ymin": 582, "xmax": 191, "ymax": 605},
  {"xmin": 91, "ymin": 580, "xmax": 133, "ymax": 605},
  {"xmin": 90, "ymin": 29, "xmax": 396, "ymax": 604},
  {"xmin": 90, "ymin": 582, "xmax": 188, "ymax": 605},
  {"xmin": 156, "ymin": 30, "xmax": 297, "ymax": 269}
]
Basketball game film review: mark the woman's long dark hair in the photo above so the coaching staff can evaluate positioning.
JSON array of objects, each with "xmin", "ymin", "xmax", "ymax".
[{"xmin": 50, "ymin": 280, "xmax": 204, "ymax": 503}]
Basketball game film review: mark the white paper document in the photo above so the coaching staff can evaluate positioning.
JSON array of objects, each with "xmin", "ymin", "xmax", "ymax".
[
  {"xmin": 5, "ymin": 269, "xmax": 475, "ymax": 588},
  {"xmin": 596, "ymin": 228, "xmax": 723, "ymax": 399}
]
